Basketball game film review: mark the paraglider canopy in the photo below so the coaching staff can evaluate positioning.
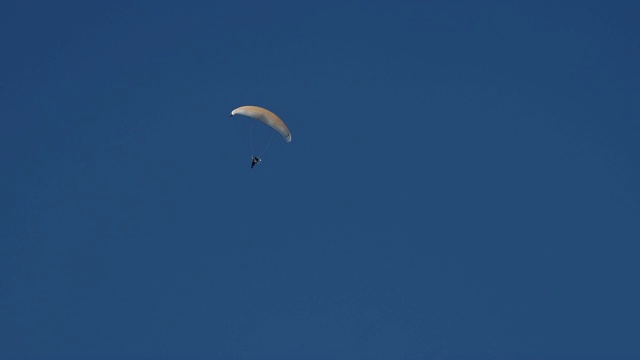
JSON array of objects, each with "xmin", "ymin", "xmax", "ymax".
[{"xmin": 229, "ymin": 106, "xmax": 292, "ymax": 143}]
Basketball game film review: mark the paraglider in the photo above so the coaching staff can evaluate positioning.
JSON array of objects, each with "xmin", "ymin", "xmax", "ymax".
[
  {"xmin": 229, "ymin": 106, "xmax": 291, "ymax": 168},
  {"xmin": 251, "ymin": 156, "xmax": 261, "ymax": 169}
]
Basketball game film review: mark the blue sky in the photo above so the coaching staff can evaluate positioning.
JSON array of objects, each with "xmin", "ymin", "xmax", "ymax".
[{"xmin": 1, "ymin": 1, "xmax": 639, "ymax": 359}]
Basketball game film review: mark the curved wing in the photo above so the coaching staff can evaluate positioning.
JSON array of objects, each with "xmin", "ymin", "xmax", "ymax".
[{"xmin": 230, "ymin": 106, "xmax": 291, "ymax": 143}]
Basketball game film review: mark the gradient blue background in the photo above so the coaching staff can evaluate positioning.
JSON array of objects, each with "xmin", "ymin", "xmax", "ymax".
[{"xmin": 2, "ymin": 1, "xmax": 639, "ymax": 359}]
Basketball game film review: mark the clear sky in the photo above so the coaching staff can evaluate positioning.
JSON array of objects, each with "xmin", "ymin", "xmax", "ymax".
[{"xmin": 2, "ymin": 1, "xmax": 639, "ymax": 359}]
